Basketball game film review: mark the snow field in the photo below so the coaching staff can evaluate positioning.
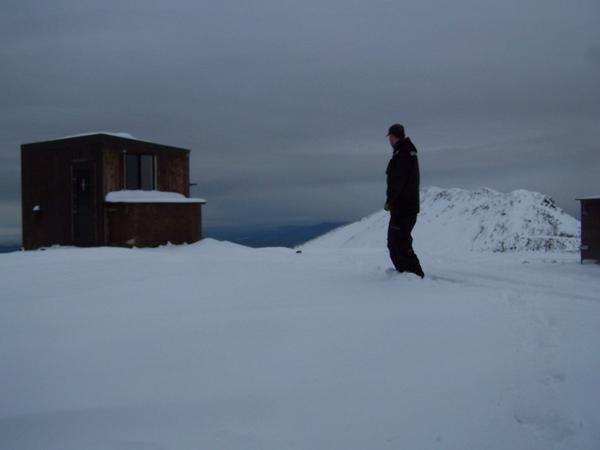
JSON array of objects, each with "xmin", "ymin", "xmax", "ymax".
[{"xmin": 1, "ymin": 240, "xmax": 599, "ymax": 450}]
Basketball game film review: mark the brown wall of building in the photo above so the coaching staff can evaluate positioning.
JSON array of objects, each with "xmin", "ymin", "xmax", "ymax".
[
  {"xmin": 581, "ymin": 199, "xmax": 600, "ymax": 262},
  {"xmin": 21, "ymin": 136, "xmax": 102, "ymax": 249},
  {"xmin": 102, "ymin": 145, "xmax": 123, "ymax": 196},
  {"xmin": 157, "ymin": 152, "xmax": 189, "ymax": 196},
  {"xmin": 106, "ymin": 203, "xmax": 201, "ymax": 247}
]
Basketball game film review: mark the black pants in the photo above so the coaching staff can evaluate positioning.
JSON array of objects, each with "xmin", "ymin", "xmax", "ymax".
[{"xmin": 387, "ymin": 211, "xmax": 424, "ymax": 277}]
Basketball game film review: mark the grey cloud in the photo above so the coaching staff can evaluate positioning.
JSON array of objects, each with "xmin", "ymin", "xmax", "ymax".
[
  {"xmin": 587, "ymin": 45, "xmax": 600, "ymax": 65},
  {"xmin": 0, "ymin": 0, "xmax": 599, "ymax": 243}
]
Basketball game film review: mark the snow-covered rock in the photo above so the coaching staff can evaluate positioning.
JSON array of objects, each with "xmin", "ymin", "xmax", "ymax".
[{"xmin": 305, "ymin": 187, "xmax": 580, "ymax": 253}]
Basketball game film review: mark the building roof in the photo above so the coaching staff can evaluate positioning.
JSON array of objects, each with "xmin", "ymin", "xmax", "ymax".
[
  {"xmin": 58, "ymin": 131, "xmax": 137, "ymax": 140},
  {"xmin": 577, "ymin": 196, "xmax": 600, "ymax": 201},
  {"xmin": 21, "ymin": 132, "xmax": 191, "ymax": 153}
]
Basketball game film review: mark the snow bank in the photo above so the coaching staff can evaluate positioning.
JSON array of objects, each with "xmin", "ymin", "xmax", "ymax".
[
  {"xmin": 1, "ymin": 238, "xmax": 599, "ymax": 450},
  {"xmin": 305, "ymin": 187, "xmax": 580, "ymax": 253},
  {"xmin": 105, "ymin": 190, "xmax": 206, "ymax": 203}
]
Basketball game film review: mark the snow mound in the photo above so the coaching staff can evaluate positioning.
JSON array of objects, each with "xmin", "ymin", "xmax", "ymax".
[{"xmin": 305, "ymin": 187, "xmax": 580, "ymax": 253}]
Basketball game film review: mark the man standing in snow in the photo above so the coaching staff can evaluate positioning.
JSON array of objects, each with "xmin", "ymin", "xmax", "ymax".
[{"xmin": 384, "ymin": 124, "xmax": 425, "ymax": 278}]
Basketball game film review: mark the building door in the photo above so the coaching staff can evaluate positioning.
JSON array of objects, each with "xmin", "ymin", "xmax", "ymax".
[{"xmin": 72, "ymin": 165, "xmax": 95, "ymax": 246}]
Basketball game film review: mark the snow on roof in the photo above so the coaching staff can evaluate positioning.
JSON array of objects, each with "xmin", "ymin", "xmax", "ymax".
[
  {"xmin": 105, "ymin": 190, "xmax": 206, "ymax": 204},
  {"xmin": 58, "ymin": 132, "xmax": 137, "ymax": 140},
  {"xmin": 577, "ymin": 195, "xmax": 600, "ymax": 201},
  {"xmin": 24, "ymin": 132, "xmax": 191, "ymax": 151}
]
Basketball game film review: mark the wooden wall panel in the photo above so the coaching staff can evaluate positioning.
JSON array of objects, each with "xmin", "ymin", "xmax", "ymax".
[
  {"xmin": 21, "ymin": 136, "xmax": 100, "ymax": 249},
  {"xmin": 581, "ymin": 200, "xmax": 600, "ymax": 262},
  {"xmin": 107, "ymin": 203, "xmax": 201, "ymax": 247}
]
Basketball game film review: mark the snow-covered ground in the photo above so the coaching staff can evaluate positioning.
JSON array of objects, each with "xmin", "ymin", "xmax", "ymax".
[{"xmin": 1, "ymin": 188, "xmax": 599, "ymax": 450}]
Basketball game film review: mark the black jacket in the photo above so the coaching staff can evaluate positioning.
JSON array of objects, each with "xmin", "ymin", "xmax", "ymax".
[{"xmin": 386, "ymin": 137, "xmax": 420, "ymax": 214}]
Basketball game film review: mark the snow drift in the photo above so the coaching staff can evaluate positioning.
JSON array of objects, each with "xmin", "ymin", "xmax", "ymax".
[{"xmin": 305, "ymin": 187, "xmax": 580, "ymax": 253}]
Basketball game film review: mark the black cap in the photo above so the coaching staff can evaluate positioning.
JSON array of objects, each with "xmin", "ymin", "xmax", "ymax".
[{"xmin": 387, "ymin": 123, "xmax": 405, "ymax": 138}]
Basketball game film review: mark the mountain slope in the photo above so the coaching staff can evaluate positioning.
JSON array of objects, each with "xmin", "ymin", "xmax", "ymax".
[{"xmin": 304, "ymin": 187, "xmax": 580, "ymax": 253}]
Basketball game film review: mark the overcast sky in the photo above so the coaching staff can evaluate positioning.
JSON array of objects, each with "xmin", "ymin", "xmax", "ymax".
[{"xmin": 1, "ymin": 0, "xmax": 599, "ymax": 243}]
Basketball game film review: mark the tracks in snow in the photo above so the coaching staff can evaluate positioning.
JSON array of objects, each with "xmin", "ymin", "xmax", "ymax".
[{"xmin": 426, "ymin": 265, "xmax": 598, "ymax": 303}]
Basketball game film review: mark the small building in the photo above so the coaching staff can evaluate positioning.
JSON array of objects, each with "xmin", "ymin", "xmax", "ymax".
[
  {"xmin": 21, "ymin": 132, "xmax": 206, "ymax": 250},
  {"xmin": 577, "ymin": 196, "xmax": 600, "ymax": 263}
]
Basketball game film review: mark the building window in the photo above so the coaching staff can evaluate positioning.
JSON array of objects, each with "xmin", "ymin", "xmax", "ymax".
[{"xmin": 126, "ymin": 154, "xmax": 155, "ymax": 190}]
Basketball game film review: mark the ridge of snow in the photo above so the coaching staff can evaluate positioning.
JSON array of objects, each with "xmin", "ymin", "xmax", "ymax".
[
  {"xmin": 304, "ymin": 186, "xmax": 580, "ymax": 253},
  {"xmin": 105, "ymin": 190, "xmax": 206, "ymax": 203}
]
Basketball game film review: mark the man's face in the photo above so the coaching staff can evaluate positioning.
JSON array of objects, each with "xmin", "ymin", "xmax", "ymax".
[{"xmin": 388, "ymin": 134, "xmax": 400, "ymax": 146}]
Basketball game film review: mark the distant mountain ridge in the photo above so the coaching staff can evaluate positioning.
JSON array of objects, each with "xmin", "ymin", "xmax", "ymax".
[
  {"xmin": 0, "ymin": 223, "xmax": 348, "ymax": 252},
  {"xmin": 304, "ymin": 187, "xmax": 580, "ymax": 253},
  {"xmin": 205, "ymin": 222, "xmax": 347, "ymax": 248},
  {"xmin": 0, "ymin": 245, "xmax": 20, "ymax": 254}
]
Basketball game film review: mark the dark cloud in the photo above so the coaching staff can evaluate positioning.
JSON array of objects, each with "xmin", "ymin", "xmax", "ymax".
[{"xmin": 1, "ymin": 0, "xmax": 599, "ymax": 243}]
